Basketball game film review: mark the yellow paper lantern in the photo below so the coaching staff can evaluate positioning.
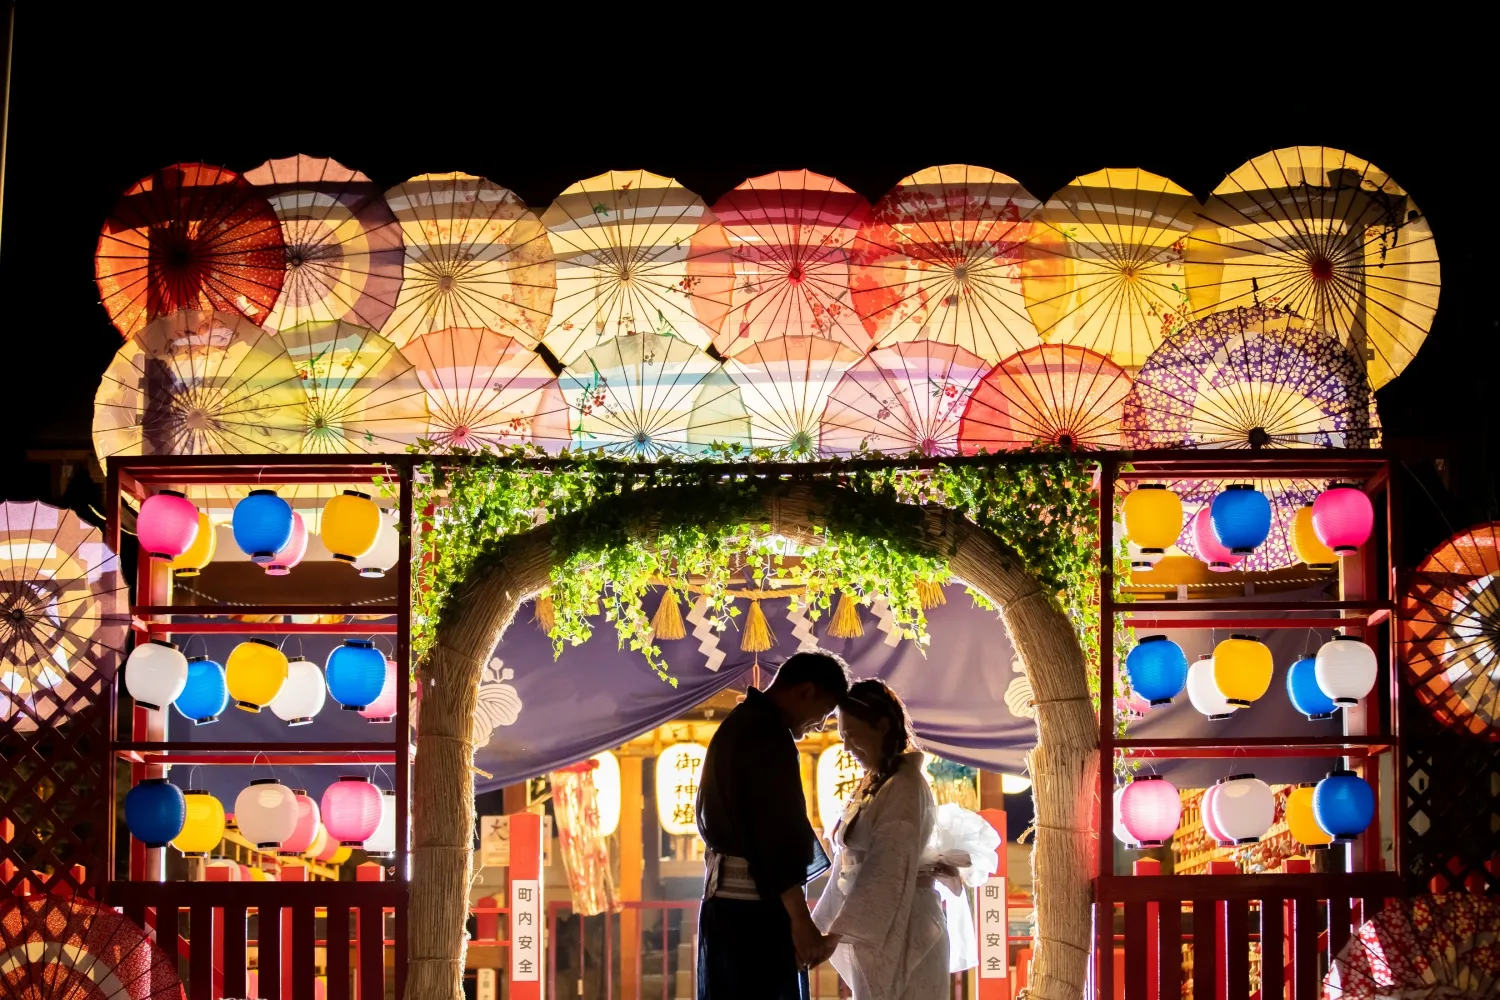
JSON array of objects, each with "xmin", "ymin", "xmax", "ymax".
[
  {"xmin": 249, "ymin": 866, "xmax": 275, "ymax": 881},
  {"xmin": 816, "ymin": 743, "xmax": 864, "ymax": 836},
  {"xmin": 1286, "ymin": 782, "xmax": 1333, "ymax": 849},
  {"xmin": 1291, "ymin": 504, "xmax": 1338, "ymax": 570},
  {"xmin": 592, "ymin": 751, "xmax": 622, "ymax": 838},
  {"xmin": 226, "ymin": 638, "xmax": 290, "ymax": 713},
  {"xmin": 327, "ymin": 846, "xmax": 353, "ymax": 866},
  {"xmin": 655, "ymin": 742, "xmax": 707, "ymax": 837},
  {"xmin": 172, "ymin": 789, "xmax": 226, "ymax": 857},
  {"xmin": 1123, "ymin": 485, "xmax": 1183, "ymax": 569},
  {"xmin": 1212, "ymin": 634, "xmax": 1274, "ymax": 708},
  {"xmin": 170, "ymin": 512, "xmax": 217, "ymax": 577},
  {"xmin": 321, "ymin": 491, "xmax": 382, "ymax": 563},
  {"xmin": 303, "ymin": 822, "xmax": 328, "ymax": 860}
]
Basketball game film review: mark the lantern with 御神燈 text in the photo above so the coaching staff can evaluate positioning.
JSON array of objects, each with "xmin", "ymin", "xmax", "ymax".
[
  {"xmin": 655, "ymin": 742, "xmax": 707, "ymax": 837},
  {"xmin": 816, "ymin": 742, "xmax": 865, "ymax": 837}
]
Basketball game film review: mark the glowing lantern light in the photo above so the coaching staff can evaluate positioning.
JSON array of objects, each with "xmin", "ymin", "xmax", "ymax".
[
  {"xmin": 326, "ymin": 639, "xmax": 386, "ymax": 711},
  {"xmin": 125, "ymin": 778, "xmax": 185, "ymax": 848},
  {"xmin": 171, "ymin": 512, "xmax": 217, "ymax": 576},
  {"xmin": 226, "ymin": 638, "xmax": 289, "ymax": 713},
  {"xmin": 279, "ymin": 790, "xmax": 321, "ymax": 857},
  {"xmin": 124, "ymin": 639, "xmax": 189, "ymax": 712},
  {"xmin": 269, "ymin": 656, "xmax": 326, "ymax": 726},
  {"xmin": 1314, "ymin": 635, "xmax": 1377, "ymax": 707},
  {"xmin": 1192, "ymin": 507, "xmax": 1243, "ymax": 573},
  {"xmin": 1111, "ymin": 786, "xmax": 1134, "ymax": 847},
  {"xmin": 1212, "ymin": 634, "xmax": 1273, "ymax": 708},
  {"xmin": 232, "ymin": 490, "xmax": 294, "ymax": 564},
  {"xmin": 1312, "ymin": 483, "xmax": 1374, "ymax": 556},
  {"xmin": 365, "ymin": 789, "xmax": 398, "ymax": 857},
  {"xmin": 206, "ymin": 857, "xmax": 245, "ymax": 880},
  {"xmin": 138, "ymin": 490, "xmax": 200, "ymax": 562},
  {"xmin": 1313, "ymin": 769, "xmax": 1375, "ymax": 842},
  {"xmin": 1210, "ymin": 484, "xmax": 1272, "ymax": 555},
  {"xmin": 354, "ymin": 514, "xmax": 400, "ymax": 578},
  {"xmin": 235, "ymin": 779, "xmax": 300, "ymax": 849},
  {"xmin": 591, "ymin": 751, "xmax": 622, "ymax": 839},
  {"xmin": 1000, "ymin": 774, "xmax": 1032, "ymax": 795},
  {"xmin": 1186, "ymin": 654, "xmax": 1237, "ymax": 720},
  {"xmin": 1286, "ymin": 783, "xmax": 1333, "ymax": 850},
  {"xmin": 321, "ymin": 491, "xmax": 382, "ymax": 564},
  {"xmin": 816, "ymin": 742, "xmax": 865, "ymax": 836},
  {"xmin": 1291, "ymin": 505, "xmax": 1337, "ymax": 570},
  {"xmin": 248, "ymin": 867, "xmax": 275, "ymax": 882},
  {"xmin": 303, "ymin": 822, "xmax": 328, "ymax": 861},
  {"xmin": 1286, "ymin": 655, "xmax": 1337, "ymax": 720},
  {"xmin": 358, "ymin": 657, "xmax": 399, "ymax": 722},
  {"xmin": 172, "ymin": 790, "xmax": 226, "ymax": 857},
  {"xmin": 1208, "ymin": 774, "xmax": 1274, "ymax": 844},
  {"xmin": 174, "ymin": 656, "xmax": 228, "ymax": 724},
  {"xmin": 1200, "ymin": 782, "xmax": 1233, "ymax": 846},
  {"xmin": 264, "ymin": 511, "xmax": 308, "ymax": 576},
  {"xmin": 1119, "ymin": 775, "xmax": 1181, "ymax": 847},
  {"xmin": 1127, "ymin": 542, "xmax": 1165, "ymax": 572},
  {"xmin": 1125, "ymin": 635, "xmax": 1189, "ymax": 706},
  {"xmin": 321, "ymin": 776, "xmax": 382, "ymax": 847},
  {"xmin": 1123, "ymin": 485, "xmax": 1183, "ymax": 570},
  {"xmin": 655, "ymin": 742, "xmax": 707, "ymax": 837}
]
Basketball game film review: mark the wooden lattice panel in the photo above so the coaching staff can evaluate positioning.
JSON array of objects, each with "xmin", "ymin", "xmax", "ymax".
[{"xmin": 1402, "ymin": 698, "xmax": 1500, "ymax": 895}]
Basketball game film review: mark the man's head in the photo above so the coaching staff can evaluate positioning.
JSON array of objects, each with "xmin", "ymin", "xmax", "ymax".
[{"xmin": 766, "ymin": 650, "xmax": 851, "ymax": 738}]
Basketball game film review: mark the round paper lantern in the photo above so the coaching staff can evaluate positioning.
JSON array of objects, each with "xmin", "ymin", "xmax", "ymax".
[
  {"xmin": 1291, "ymin": 504, "xmax": 1337, "ymax": 570},
  {"xmin": 326, "ymin": 639, "xmax": 386, "ymax": 711},
  {"xmin": 321, "ymin": 491, "xmax": 382, "ymax": 563},
  {"xmin": 278, "ymin": 790, "xmax": 321, "ymax": 856},
  {"xmin": 1124, "ymin": 485, "xmax": 1183, "ymax": 568},
  {"xmin": 1210, "ymin": 484, "xmax": 1272, "ymax": 554},
  {"xmin": 322, "ymin": 777, "xmax": 382, "ymax": 846},
  {"xmin": 354, "ymin": 514, "xmax": 399, "ymax": 578},
  {"xmin": 206, "ymin": 857, "xmax": 245, "ymax": 880},
  {"xmin": 226, "ymin": 638, "xmax": 290, "ymax": 713},
  {"xmin": 592, "ymin": 751, "xmax": 622, "ymax": 839},
  {"xmin": 125, "ymin": 778, "xmax": 185, "ymax": 848},
  {"xmin": 1186, "ymin": 654, "xmax": 1237, "ymax": 720},
  {"xmin": 1314, "ymin": 635, "xmax": 1377, "ymax": 707},
  {"xmin": 816, "ymin": 743, "xmax": 865, "ymax": 836},
  {"xmin": 365, "ymin": 789, "xmax": 398, "ymax": 857},
  {"xmin": 1200, "ymin": 782, "xmax": 1233, "ymax": 846},
  {"xmin": 124, "ymin": 639, "xmax": 189, "ymax": 712},
  {"xmin": 1208, "ymin": 774, "xmax": 1274, "ymax": 844},
  {"xmin": 171, "ymin": 511, "xmax": 217, "ymax": 576},
  {"xmin": 655, "ymin": 742, "xmax": 708, "ymax": 836},
  {"xmin": 234, "ymin": 779, "xmax": 300, "ymax": 849},
  {"xmin": 1112, "ymin": 786, "xmax": 1134, "ymax": 847},
  {"xmin": 1313, "ymin": 769, "xmax": 1374, "ymax": 842},
  {"xmin": 269, "ymin": 655, "xmax": 326, "ymax": 726},
  {"xmin": 325, "ymin": 845, "xmax": 353, "ymax": 866},
  {"xmin": 1192, "ymin": 507, "xmax": 1243, "ymax": 573},
  {"xmin": 1213, "ymin": 634, "xmax": 1274, "ymax": 707},
  {"xmin": 1127, "ymin": 542, "xmax": 1166, "ymax": 573},
  {"xmin": 1286, "ymin": 783, "xmax": 1333, "ymax": 850},
  {"xmin": 1312, "ymin": 483, "xmax": 1374, "ymax": 556},
  {"xmin": 174, "ymin": 656, "xmax": 228, "ymax": 724},
  {"xmin": 138, "ymin": 490, "xmax": 200, "ymax": 562},
  {"xmin": 358, "ymin": 657, "xmax": 399, "ymax": 722},
  {"xmin": 1125, "ymin": 635, "xmax": 1189, "ymax": 706},
  {"xmin": 1286, "ymin": 655, "xmax": 1337, "ymax": 720},
  {"xmin": 264, "ymin": 511, "xmax": 308, "ymax": 576},
  {"xmin": 172, "ymin": 789, "xmax": 226, "ymax": 857},
  {"xmin": 232, "ymin": 489, "xmax": 294, "ymax": 564},
  {"xmin": 1119, "ymin": 775, "xmax": 1181, "ymax": 848},
  {"xmin": 303, "ymin": 822, "xmax": 328, "ymax": 861},
  {"xmin": 1000, "ymin": 774, "xmax": 1032, "ymax": 795}
]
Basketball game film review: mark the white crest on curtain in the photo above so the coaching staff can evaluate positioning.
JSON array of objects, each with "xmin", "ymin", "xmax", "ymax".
[{"xmin": 472, "ymin": 657, "xmax": 523, "ymax": 749}]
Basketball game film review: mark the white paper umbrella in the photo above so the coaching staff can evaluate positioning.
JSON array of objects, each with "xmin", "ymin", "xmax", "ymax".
[
  {"xmin": 277, "ymin": 320, "xmax": 428, "ymax": 453},
  {"xmin": 819, "ymin": 341, "xmax": 988, "ymax": 456},
  {"xmin": 726, "ymin": 335, "xmax": 862, "ymax": 456}
]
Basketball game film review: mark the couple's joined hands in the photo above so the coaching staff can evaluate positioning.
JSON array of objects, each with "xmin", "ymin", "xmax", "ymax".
[{"xmin": 792, "ymin": 919, "xmax": 839, "ymax": 969}]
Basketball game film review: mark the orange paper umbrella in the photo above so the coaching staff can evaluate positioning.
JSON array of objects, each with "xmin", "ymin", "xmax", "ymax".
[
  {"xmin": 708, "ymin": 170, "xmax": 870, "ymax": 357},
  {"xmin": 279, "ymin": 320, "xmax": 428, "ymax": 453},
  {"xmin": 245, "ymin": 154, "xmax": 405, "ymax": 335},
  {"xmin": 819, "ymin": 341, "xmax": 988, "ymax": 457},
  {"xmin": 958, "ymin": 344, "xmax": 1131, "ymax": 452},
  {"xmin": 95, "ymin": 163, "xmax": 286, "ymax": 339},
  {"xmin": 402, "ymin": 327, "xmax": 570, "ymax": 452},
  {"xmin": 726, "ymin": 336, "xmax": 862, "ymax": 456}
]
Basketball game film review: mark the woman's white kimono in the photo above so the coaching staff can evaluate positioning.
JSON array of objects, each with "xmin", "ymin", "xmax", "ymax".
[{"xmin": 812, "ymin": 752, "xmax": 948, "ymax": 1000}]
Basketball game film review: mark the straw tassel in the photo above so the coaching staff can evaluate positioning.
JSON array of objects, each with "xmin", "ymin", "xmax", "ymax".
[
  {"xmin": 534, "ymin": 593, "xmax": 555, "ymax": 632},
  {"xmin": 651, "ymin": 588, "xmax": 686, "ymax": 640},
  {"xmin": 740, "ymin": 599, "xmax": 775, "ymax": 652},
  {"xmin": 917, "ymin": 578, "xmax": 947, "ymax": 609},
  {"xmin": 829, "ymin": 592, "xmax": 864, "ymax": 639}
]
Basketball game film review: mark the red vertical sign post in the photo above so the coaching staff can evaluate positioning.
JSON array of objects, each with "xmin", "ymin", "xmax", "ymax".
[
  {"xmin": 977, "ymin": 807, "xmax": 1009, "ymax": 997},
  {"xmin": 509, "ymin": 811, "xmax": 545, "ymax": 1000}
]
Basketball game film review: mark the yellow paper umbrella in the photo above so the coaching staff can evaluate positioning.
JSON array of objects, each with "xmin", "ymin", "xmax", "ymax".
[
  {"xmin": 1023, "ymin": 168, "xmax": 1198, "ymax": 368},
  {"xmin": 1185, "ymin": 147, "xmax": 1439, "ymax": 388},
  {"xmin": 380, "ymin": 172, "xmax": 556, "ymax": 348},
  {"xmin": 726, "ymin": 336, "xmax": 862, "ymax": 456},
  {"xmin": 278, "ymin": 320, "xmax": 428, "ymax": 453},
  {"xmin": 541, "ymin": 169, "xmax": 735, "ymax": 364}
]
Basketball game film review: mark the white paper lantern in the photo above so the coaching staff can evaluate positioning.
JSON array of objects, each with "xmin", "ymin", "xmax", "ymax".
[
  {"xmin": 353, "ymin": 514, "xmax": 400, "ymax": 578},
  {"xmin": 592, "ymin": 751, "xmax": 622, "ymax": 838},
  {"xmin": 124, "ymin": 639, "xmax": 189, "ymax": 712},
  {"xmin": 655, "ymin": 742, "xmax": 707, "ymax": 837},
  {"xmin": 234, "ymin": 779, "xmax": 300, "ymax": 849},
  {"xmin": 365, "ymin": 790, "xmax": 398, "ymax": 857},
  {"xmin": 1111, "ymin": 786, "xmax": 1135, "ymax": 847},
  {"xmin": 1208, "ymin": 774, "xmax": 1274, "ymax": 845},
  {"xmin": 816, "ymin": 743, "xmax": 865, "ymax": 837},
  {"xmin": 1186, "ymin": 655, "xmax": 1238, "ymax": 720},
  {"xmin": 1314, "ymin": 635, "xmax": 1378, "ymax": 707},
  {"xmin": 1000, "ymin": 773, "xmax": 1032, "ymax": 795},
  {"xmin": 268, "ymin": 656, "xmax": 326, "ymax": 726}
]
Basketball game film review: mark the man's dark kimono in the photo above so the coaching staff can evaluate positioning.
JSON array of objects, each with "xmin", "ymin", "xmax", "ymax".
[{"xmin": 696, "ymin": 687, "xmax": 829, "ymax": 999}]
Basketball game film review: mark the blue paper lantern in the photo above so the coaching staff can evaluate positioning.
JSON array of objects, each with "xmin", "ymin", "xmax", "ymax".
[
  {"xmin": 1313, "ymin": 769, "xmax": 1375, "ymax": 843},
  {"xmin": 174, "ymin": 656, "xmax": 229, "ymax": 725},
  {"xmin": 325, "ymin": 639, "xmax": 387, "ymax": 711},
  {"xmin": 232, "ymin": 490, "xmax": 294, "ymax": 564},
  {"xmin": 1286, "ymin": 655, "xmax": 1337, "ymax": 721},
  {"xmin": 1210, "ymin": 485, "xmax": 1272, "ymax": 555},
  {"xmin": 125, "ymin": 777, "xmax": 186, "ymax": 848},
  {"xmin": 1125, "ymin": 635, "xmax": 1189, "ymax": 706}
]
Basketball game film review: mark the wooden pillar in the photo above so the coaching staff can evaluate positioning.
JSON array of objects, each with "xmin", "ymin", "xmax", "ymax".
[
  {"xmin": 1208, "ymin": 860, "xmax": 1236, "ymax": 1000},
  {"xmin": 619, "ymin": 757, "xmax": 644, "ymax": 1000},
  {"xmin": 510, "ymin": 811, "xmax": 545, "ymax": 1000},
  {"xmin": 1133, "ymin": 859, "xmax": 1161, "ymax": 1000},
  {"xmin": 978, "ymin": 807, "xmax": 1010, "ymax": 999}
]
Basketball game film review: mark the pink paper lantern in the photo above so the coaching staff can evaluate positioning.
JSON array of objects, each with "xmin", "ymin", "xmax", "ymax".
[
  {"xmin": 321, "ymin": 776, "xmax": 382, "ymax": 847},
  {"xmin": 1312, "ymin": 484, "xmax": 1374, "ymax": 556},
  {"xmin": 264, "ymin": 512, "xmax": 308, "ymax": 576},
  {"xmin": 1193, "ymin": 507, "xmax": 1243, "ymax": 573},
  {"xmin": 358, "ymin": 658, "xmax": 399, "ymax": 723},
  {"xmin": 139, "ymin": 490, "xmax": 201, "ymax": 562},
  {"xmin": 1201, "ymin": 781, "xmax": 1233, "ymax": 846},
  {"xmin": 278, "ymin": 789, "xmax": 321, "ymax": 856},
  {"xmin": 1119, "ymin": 774, "xmax": 1181, "ymax": 848}
]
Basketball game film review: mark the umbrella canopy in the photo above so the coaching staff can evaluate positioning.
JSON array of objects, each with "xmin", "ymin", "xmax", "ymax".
[
  {"xmin": 95, "ymin": 163, "xmax": 286, "ymax": 340},
  {"xmin": 1186, "ymin": 146, "xmax": 1440, "ymax": 389},
  {"xmin": 402, "ymin": 327, "xmax": 570, "ymax": 453},
  {"xmin": 541, "ymin": 169, "xmax": 735, "ymax": 364},
  {"xmin": 0, "ymin": 895, "xmax": 183, "ymax": 998},
  {"xmin": 726, "ymin": 336, "xmax": 862, "ymax": 456},
  {"xmin": 1023, "ymin": 167, "xmax": 1199, "ymax": 368},
  {"xmin": 1325, "ymin": 894, "xmax": 1500, "ymax": 1000},
  {"xmin": 709, "ymin": 169, "xmax": 870, "ymax": 357},
  {"xmin": 851, "ymin": 164, "xmax": 1042, "ymax": 362},
  {"xmin": 1169, "ymin": 477, "xmax": 1322, "ymax": 573},
  {"xmin": 958, "ymin": 344, "xmax": 1131, "ymax": 452},
  {"xmin": 93, "ymin": 309, "xmax": 306, "ymax": 460},
  {"xmin": 819, "ymin": 341, "xmax": 988, "ymax": 457},
  {"xmin": 245, "ymin": 154, "xmax": 405, "ymax": 335},
  {"xmin": 278, "ymin": 320, "xmax": 428, "ymax": 453},
  {"xmin": 1122, "ymin": 305, "xmax": 1379, "ymax": 450},
  {"xmin": 380, "ymin": 172, "xmax": 555, "ymax": 348}
]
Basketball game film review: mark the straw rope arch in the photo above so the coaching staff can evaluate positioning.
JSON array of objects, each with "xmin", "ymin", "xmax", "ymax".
[{"xmin": 406, "ymin": 478, "xmax": 1098, "ymax": 1000}]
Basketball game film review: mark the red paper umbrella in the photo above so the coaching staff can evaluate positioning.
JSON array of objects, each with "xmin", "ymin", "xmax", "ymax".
[
  {"xmin": 1325, "ymin": 894, "xmax": 1500, "ymax": 1000},
  {"xmin": 708, "ymin": 169, "xmax": 871, "ymax": 357},
  {"xmin": 959, "ymin": 344, "xmax": 1131, "ymax": 452},
  {"xmin": 819, "ymin": 341, "xmax": 988, "ymax": 456},
  {"xmin": 95, "ymin": 164, "xmax": 286, "ymax": 340},
  {"xmin": 0, "ymin": 895, "xmax": 183, "ymax": 998}
]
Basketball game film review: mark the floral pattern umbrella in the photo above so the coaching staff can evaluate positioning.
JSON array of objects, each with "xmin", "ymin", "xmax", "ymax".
[
  {"xmin": 1169, "ymin": 477, "xmax": 1322, "ymax": 573},
  {"xmin": 95, "ymin": 163, "xmax": 285, "ymax": 339},
  {"xmin": 0, "ymin": 896, "xmax": 183, "ymax": 999},
  {"xmin": 708, "ymin": 169, "xmax": 870, "ymax": 357},
  {"xmin": 278, "ymin": 320, "xmax": 428, "ymax": 453},
  {"xmin": 958, "ymin": 344, "xmax": 1131, "ymax": 452},
  {"xmin": 542, "ymin": 169, "xmax": 735, "ymax": 364},
  {"xmin": 726, "ymin": 336, "xmax": 862, "ymax": 456},
  {"xmin": 1325, "ymin": 894, "xmax": 1500, "ymax": 1000},
  {"xmin": 1185, "ymin": 146, "xmax": 1440, "ymax": 389},
  {"xmin": 380, "ymin": 172, "xmax": 556, "ymax": 348},
  {"xmin": 245, "ymin": 154, "xmax": 405, "ymax": 335},
  {"xmin": 819, "ymin": 341, "xmax": 987, "ymax": 456}
]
